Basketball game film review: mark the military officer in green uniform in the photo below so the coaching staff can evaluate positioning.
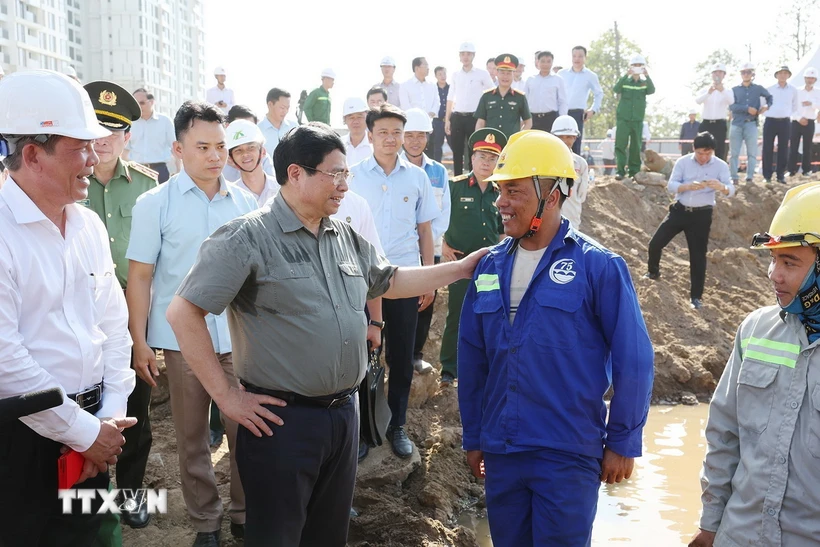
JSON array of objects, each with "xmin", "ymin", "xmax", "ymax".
[
  {"xmin": 439, "ymin": 128, "xmax": 507, "ymax": 386},
  {"xmin": 474, "ymin": 54, "xmax": 532, "ymax": 140},
  {"xmin": 83, "ymin": 81, "xmax": 158, "ymax": 534},
  {"xmin": 303, "ymin": 68, "xmax": 335, "ymax": 124}
]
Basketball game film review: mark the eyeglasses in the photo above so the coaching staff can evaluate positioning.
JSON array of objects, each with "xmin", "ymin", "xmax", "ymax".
[
  {"xmin": 296, "ymin": 164, "xmax": 352, "ymax": 186},
  {"xmin": 740, "ymin": 70, "xmax": 753, "ymax": 75},
  {"xmin": 751, "ymin": 232, "xmax": 820, "ymax": 247}
]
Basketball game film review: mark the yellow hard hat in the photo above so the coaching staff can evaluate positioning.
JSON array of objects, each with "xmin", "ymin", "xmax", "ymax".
[
  {"xmin": 487, "ymin": 130, "xmax": 576, "ymax": 183},
  {"xmin": 751, "ymin": 181, "xmax": 820, "ymax": 249}
]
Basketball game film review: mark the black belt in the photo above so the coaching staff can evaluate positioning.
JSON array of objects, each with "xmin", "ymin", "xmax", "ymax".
[
  {"xmin": 702, "ymin": 119, "xmax": 725, "ymax": 123},
  {"xmin": 766, "ymin": 117, "xmax": 790, "ymax": 121},
  {"xmin": 241, "ymin": 380, "xmax": 358, "ymax": 409},
  {"xmin": 67, "ymin": 382, "xmax": 103, "ymax": 412},
  {"xmin": 567, "ymin": 108, "xmax": 585, "ymax": 113},
  {"xmin": 532, "ymin": 112, "xmax": 556, "ymax": 117},
  {"xmin": 674, "ymin": 202, "xmax": 713, "ymax": 213},
  {"xmin": 451, "ymin": 111, "xmax": 473, "ymax": 117}
]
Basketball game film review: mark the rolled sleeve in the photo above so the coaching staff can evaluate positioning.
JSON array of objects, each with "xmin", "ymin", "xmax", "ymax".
[
  {"xmin": 361, "ymin": 235, "xmax": 396, "ymax": 300},
  {"xmin": 126, "ymin": 192, "xmax": 163, "ymax": 265},
  {"xmin": 416, "ymin": 172, "xmax": 440, "ymax": 224}
]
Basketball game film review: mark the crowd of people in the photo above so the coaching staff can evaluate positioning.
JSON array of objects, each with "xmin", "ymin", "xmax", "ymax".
[{"xmin": 0, "ymin": 39, "xmax": 819, "ymax": 547}]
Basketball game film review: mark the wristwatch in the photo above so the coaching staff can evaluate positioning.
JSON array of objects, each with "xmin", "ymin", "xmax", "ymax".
[{"xmin": 369, "ymin": 319, "xmax": 385, "ymax": 329}]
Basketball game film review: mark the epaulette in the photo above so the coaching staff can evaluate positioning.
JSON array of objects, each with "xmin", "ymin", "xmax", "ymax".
[
  {"xmin": 513, "ymin": 88, "xmax": 525, "ymax": 95},
  {"xmin": 483, "ymin": 87, "xmax": 497, "ymax": 94},
  {"xmin": 126, "ymin": 161, "xmax": 159, "ymax": 181},
  {"xmin": 451, "ymin": 173, "xmax": 470, "ymax": 183}
]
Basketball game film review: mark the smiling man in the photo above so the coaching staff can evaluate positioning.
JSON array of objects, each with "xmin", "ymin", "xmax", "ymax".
[
  {"xmin": 225, "ymin": 119, "xmax": 279, "ymax": 206},
  {"xmin": 690, "ymin": 181, "xmax": 820, "ymax": 547},
  {"xmin": 458, "ymin": 130, "xmax": 654, "ymax": 547},
  {"xmin": 126, "ymin": 101, "xmax": 258, "ymax": 547}
]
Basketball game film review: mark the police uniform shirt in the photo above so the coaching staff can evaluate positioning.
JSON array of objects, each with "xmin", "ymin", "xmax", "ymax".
[
  {"xmin": 85, "ymin": 159, "xmax": 159, "ymax": 288},
  {"xmin": 176, "ymin": 194, "xmax": 397, "ymax": 397},
  {"xmin": 445, "ymin": 172, "xmax": 503, "ymax": 254},
  {"xmin": 474, "ymin": 88, "xmax": 532, "ymax": 141}
]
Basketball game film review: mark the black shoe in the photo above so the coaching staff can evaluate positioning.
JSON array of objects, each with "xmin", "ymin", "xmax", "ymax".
[
  {"xmin": 777, "ymin": 177, "xmax": 786, "ymax": 184},
  {"xmin": 230, "ymin": 522, "xmax": 244, "ymax": 539},
  {"xmin": 643, "ymin": 272, "xmax": 660, "ymax": 280},
  {"xmin": 690, "ymin": 298, "xmax": 703, "ymax": 310},
  {"xmin": 745, "ymin": 178, "xmax": 753, "ymax": 183},
  {"xmin": 440, "ymin": 372, "xmax": 455, "ymax": 387},
  {"xmin": 386, "ymin": 425, "xmax": 413, "ymax": 459},
  {"xmin": 192, "ymin": 531, "xmax": 220, "ymax": 547},
  {"xmin": 615, "ymin": 174, "xmax": 625, "ymax": 181},
  {"xmin": 764, "ymin": 178, "xmax": 772, "ymax": 184},
  {"xmin": 209, "ymin": 428, "xmax": 223, "ymax": 448},
  {"xmin": 358, "ymin": 439, "xmax": 369, "ymax": 462},
  {"xmin": 120, "ymin": 490, "xmax": 151, "ymax": 529}
]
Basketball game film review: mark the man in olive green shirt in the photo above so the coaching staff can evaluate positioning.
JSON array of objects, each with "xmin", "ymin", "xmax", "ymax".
[
  {"xmin": 83, "ymin": 80, "xmax": 158, "ymax": 532},
  {"xmin": 303, "ymin": 68, "xmax": 335, "ymax": 125},
  {"xmin": 439, "ymin": 128, "xmax": 507, "ymax": 386},
  {"xmin": 474, "ymin": 54, "xmax": 532, "ymax": 140}
]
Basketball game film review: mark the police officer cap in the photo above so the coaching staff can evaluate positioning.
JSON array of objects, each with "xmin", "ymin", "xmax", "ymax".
[
  {"xmin": 469, "ymin": 128, "xmax": 507, "ymax": 155},
  {"xmin": 494, "ymin": 54, "xmax": 519, "ymax": 71},
  {"xmin": 83, "ymin": 80, "xmax": 141, "ymax": 131}
]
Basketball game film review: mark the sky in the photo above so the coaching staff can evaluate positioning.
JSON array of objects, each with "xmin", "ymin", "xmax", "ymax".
[{"xmin": 203, "ymin": 0, "xmax": 816, "ymax": 128}]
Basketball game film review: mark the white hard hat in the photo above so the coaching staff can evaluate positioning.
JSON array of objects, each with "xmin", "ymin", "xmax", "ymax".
[
  {"xmin": 64, "ymin": 65, "xmax": 77, "ymax": 78},
  {"xmin": 629, "ymin": 54, "xmax": 646, "ymax": 66},
  {"xmin": 214, "ymin": 66, "xmax": 226, "ymax": 76},
  {"xmin": 740, "ymin": 62, "xmax": 755, "ymax": 71},
  {"xmin": 550, "ymin": 115, "xmax": 579, "ymax": 137},
  {"xmin": 805, "ymin": 67, "xmax": 819, "ymax": 79},
  {"xmin": 0, "ymin": 70, "xmax": 110, "ymax": 140},
  {"xmin": 711, "ymin": 63, "xmax": 727, "ymax": 73},
  {"xmin": 342, "ymin": 97, "xmax": 368, "ymax": 117},
  {"xmin": 321, "ymin": 68, "xmax": 336, "ymax": 79},
  {"xmin": 606, "ymin": 129, "xmax": 613, "ymax": 137},
  {"xmin": 689, "ymin": 108, "xmax": 698, "ymax": 115},
  {"xmin": 379, "ymin": 56, "xmax": 396, "ymax": 67},
  {"xmin": 225, "ymin": 119, "xmax": 265, "ymax": 150},
  {"xmin": 459, "ymin": 42, "xmax": 476, "ymax": 53},
  {"xmin": 404, "ymin": 108, "xmax": 432, "ymax": 133}
]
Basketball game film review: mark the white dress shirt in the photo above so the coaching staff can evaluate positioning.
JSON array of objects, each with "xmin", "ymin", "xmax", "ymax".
[
  {"xmin": 0, "ymin": 179, "xmax": 134, "ymax": 452},
  {"xmin": 447, "ymin": 67, "xmax": 494, "ymax": 113},
  {"xmin": 524, "ymin": 73, "xmax": 568, "ymax": 114},
  {"xmin": 765, "ymin": 83, "xmax": 799, "ymax": 119},
  {"xmin": 400, "ymin": 77, "xmax": 439, "ymax": 116},
  {"xmin": 341, "ymin": 133, "xmax": 373, "ymax": 167},
  {"xmin": 793, "ymin": 86, "xmax": 820, "ymax": 120},
  {"xmin": 512, "ymin": 79, "xmax": 526, "ymax": 93},
  {"xmin": 332, "ymin": 190, "xmax": 385, "ymax": 256},
  {"xmin": 205, "ymin": 85, "xmax": 236, "ymax": 113},
  {"xmin": 695, "ymin": 85, "xmax": 735, "ymax": 120},
  {"xmin": 231, "ymin": 174, "xmax": 280, "ymax": 207}
]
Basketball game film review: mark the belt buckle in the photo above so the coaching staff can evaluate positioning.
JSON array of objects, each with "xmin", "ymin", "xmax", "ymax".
[
  {"xmin": 75, "ymin": 384, "xmax": 100, "ymax": 409},
  {"xmin": 327, "ymin": 394, "xmax": 349, "ymax": 409}
]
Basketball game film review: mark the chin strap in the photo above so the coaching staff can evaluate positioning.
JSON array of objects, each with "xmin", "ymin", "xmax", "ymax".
[
  {"xmin": 507, "ymin": 176, "xmax": 556, "ymax": 255},
  {"xmin": 231, "ymin": 150, "xmax": 263, "ymax": 174}
]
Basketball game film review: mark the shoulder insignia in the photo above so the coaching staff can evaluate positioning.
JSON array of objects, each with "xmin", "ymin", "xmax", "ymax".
[
  {"xmin": 484, "ymin": 87, "xmax": 497, "ymax": 94},
  {"xmin": 451, "ymin": 174, "xmax": 470, "ymax": 183},
  {"xmin": 514, "ymin": 88, "xmax": 525, "ymax": 95},
  {"xmin": 127, "ymin": 161, "xmax": 160, "ymax": 181}
]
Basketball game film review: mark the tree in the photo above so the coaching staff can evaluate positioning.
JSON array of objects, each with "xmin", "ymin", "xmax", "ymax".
[
  {"xmin": 645, "ymin": 100, "xmax": 688, "ymax": 140},
  {"xmin": 689, "ymin": 49, "xmax": 741, "ymax": 93},
  {"xmin": 585, "ymin": 22, "xmax": 644, "ymax": 139},
  {"xmin": 784, "ymin": 0, "xmax": 818, "ymax": 60}
]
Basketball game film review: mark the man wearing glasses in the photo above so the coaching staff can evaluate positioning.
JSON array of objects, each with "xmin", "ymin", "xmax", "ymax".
[
  {"xmin": 125, "ymin": 88, "xmax": 179, "ymax": 183},
  {"xmin": 166, "ymin": 122, "xmax": 486, "ymax": 546},
  {"xmin": 728, "ymin": 63, "xmax": 772, "ymax": 184}
]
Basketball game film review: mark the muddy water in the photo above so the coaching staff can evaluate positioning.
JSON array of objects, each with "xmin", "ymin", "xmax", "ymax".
[{"xmin": 469, "ymin": 404, "xmax": 710, "ymax": 546}]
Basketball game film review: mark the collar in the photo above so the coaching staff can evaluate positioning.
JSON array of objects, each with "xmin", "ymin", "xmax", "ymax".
[
  {"xmin": 272, "ymin": 192, "xmax": 338, "ymax": 235},
  {"xmin": 363, "ymin": 153, "xmax": 410, "ymax": 176},
  {"xmin": 91, "ymin": 158, "xmax": 130, "ymax": 185},
  {"xmin": 176, "ymin": 169, "xmax": 230, "ymax": 198},
  {"xmin": 691, "ymin": 155, "xmax": 716, "ymax": 167},
  {"xmin": 489, "ymin": 218, "xmax": 575, "ymax": 258},
  {"xmin": 570, "ymin": 66, "xmax": 586, "ymax": 73},
  {"xmin": 491, "ymin": 87, "xmax": 517, "ymax": 96},
  {"xmin": 1, "ymin": 177, "xmax": 87, "ymax": 233},
  {"xmin": 398, "ymin": 149, "xmax": 431, "ymax": 167}
]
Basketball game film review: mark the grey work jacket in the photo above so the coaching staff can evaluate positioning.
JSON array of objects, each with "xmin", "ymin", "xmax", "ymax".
[{"xmin": 700, "ymin": 305, "xmax": 820, "ymax": 546}]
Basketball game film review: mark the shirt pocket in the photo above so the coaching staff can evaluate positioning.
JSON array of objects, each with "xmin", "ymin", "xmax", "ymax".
[
  {"xmin": 270, "ymin": 262, "xmax": 320, "ymax": 316},
  {"xmin": 119, "ymin": 203, "xmax": 133, "ymax": 242},
  {"xmin": 339, "ymin": 262, "xmax": 366, "ymax": 312},
  {"xmin": 808, "ymin": 384, "xmax": 820, "ymax": 459},
  {"xmin": 85, "ymin": 274, "xmax": 115, "ymax": 323},
  {"xmin": 531, "ymin": 290, "xmax": 583, "ymax": 349},
  {"xmin": 736, "ymin": 359, "xmax": 779, "ymax": 435},
  {"xmin": 472, "ymin": 290, "xmax": 504, "ymax": 347}
]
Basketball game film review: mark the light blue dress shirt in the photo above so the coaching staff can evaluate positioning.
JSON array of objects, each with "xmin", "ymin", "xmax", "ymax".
[
  {"xmin": 258, "ymin": 117, "xmax": 298, "ymax": 152},
  {"xmin": 126, "ymin": 170, "xmax": 258, "ymax": 352},
  {"xmin": 126, "ymin": 112, "xmax": 176, "ymax": 164},
  {"xmin": 350, "ymin": 154, "xmax": 440, "ymax": 267},
  {"xmin": 558, "ymin": 67, "xmax": 604, "ymax": 112},
  {"xmin": 523, "ymin": 73, "xmax": 568, "ymax": 114},
  {"xmin": 667, "ymin": 154, "xmax": 734, "ymax": 207}
]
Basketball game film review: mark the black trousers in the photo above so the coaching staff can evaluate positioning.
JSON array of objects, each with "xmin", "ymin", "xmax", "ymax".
[
  {"xmin": 236, "ymin": 396, "xmax": 358, "ymax": 547},
  {"xmin": 427, "ymin": 118, "xmax": 448, "ymax": 163},
  {"xmin": 789, "ymin": 119, "xmax": 815, "ymax": 174},
  {"xmin": 116, "ymin": 374, "xmax": 152, "ymax": 490},
  {"xmin": 450, "ymin": 113, "xmax": 477, "ymax": 176},
  {"xmin": 699, "ymin": 119, "xmax": 728, "ymax": 161},
  {"xmin": 648, "ymin": 202, "xmax": 713, "ymax": 300},
  {"xmin": 0, "ymin": 417, "xmax": 110, "ymax": 546},
  {"xmin": 146, "ymin": 162, "xmax": 170, "ymax": 183},
  {"xmin": 382, "ymin": 297, "xmax": 418, "ymax": 427},
  {"xmin": 414, "ymin": 256, "xmax": 440, "ymax": 360},
  {"xmin": 531, "ymin": 111, "xmax": 558, "ymax": 133},
  {"xmin": 762, "ymin": 117, "xmax": 791, "ymax": 180},
  {"xmin": 568, "ymin": 109, "xmax": 585, "ymax": 154}
]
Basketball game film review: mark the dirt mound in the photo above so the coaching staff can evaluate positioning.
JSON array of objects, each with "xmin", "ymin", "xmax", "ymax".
[{"xmin": 122, "ymin": 175, "xmax": 799, "ymax": 546}]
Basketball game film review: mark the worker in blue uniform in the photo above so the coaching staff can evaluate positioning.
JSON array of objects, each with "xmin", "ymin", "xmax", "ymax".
[{"xmin": 458, "ymin": 130, "xmax": 655, "ymax": 546}]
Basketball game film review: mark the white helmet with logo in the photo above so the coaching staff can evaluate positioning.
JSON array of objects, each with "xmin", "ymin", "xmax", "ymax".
[
  {"xmin": 404, "ymin": 108, "xmax": 433, "ymax": 133},
  {"xmin": 739, "ymin": 62, "xmax": 755, "ymax": 72},
  {"xmin": 629, "ymin": 54, "xmax": 647, "ymax": 66},
  {"xmin": 804, "ymin": 67, "xmax": 819, "ymax": 79},
  {"xmin": 225, "ymin": 119, "xmax": 265, "ymax": 151},
  {"xmin": 711, "ymin": 63, "xmax": 727, "ymax": 73},
  {"xmin": 550, "ymin": 115, "xmax": 580, "ymax": 137},
  {"xmin": 0, "ymin": 70, "xmax": 110, "ymax": 140}
]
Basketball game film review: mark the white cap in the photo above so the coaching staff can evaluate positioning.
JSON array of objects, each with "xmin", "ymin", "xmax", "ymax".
[
  {"xmin": 0, "ymin": 70, "xmax": 110, "ymax": 140},
  {"xmin": 740, "ymin": 62, "xmax": 755, "ymax": 71},
  {"xmin": 711, "ymin": 63, "xmax": 727, "ymax": 73},
  {"xmin": 214, "ymin": 66, "xmax": 226, "ymax": 76},
  {"xmin": 225, "ymin": 119, "xmax": 265, "ymax": 150},
  {"xmin": 342, "ymin": 97, "xmax": 368, "ymax": 117},
  {"xmin": 551, "ymin": 115, "xmax": 579, "ymax": 136},
  {"xmin": 688, "ymin": 108, "xmax": 698, "ymax": 115},
  {"xmin": 404, "ymin": 108, "xmax": 433, "ymax": 133},
  {"xmin": 379, "ymin": 56, "xmax": 396, "ymax": 67},
  {"xmin": 458, "ymin": 42, "xmax": 476, "ymax": 53},
  {"xmin": 606, "ymin": 129, "xmax": 613, "ymax": 137},
  {"xmin": 321, "ymin": 68, "xmax": 336, "ymax": 79},
  {"xmin": 805, "ymin": 67, "xmax": 819, "ymax": 79},
  {"xmin": 629, "ymin": 54, "xmax": 646, "ymax": 66},
  {"xmin": 64, "ymin": 65, "xmax": 77, "ymax": 78}
]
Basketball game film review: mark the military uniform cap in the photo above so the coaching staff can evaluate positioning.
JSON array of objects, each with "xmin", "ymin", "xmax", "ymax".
[
  {"xmin": 494, "ymin": 54, "xmax": 519, "ymax": 71},
  {"xmin": 83, "ymin": 80, "xmax": 141, "ymax": 131},
  {"xmin": 469, "ymin": 128, "xmax": 507, "ymax": 155}
]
